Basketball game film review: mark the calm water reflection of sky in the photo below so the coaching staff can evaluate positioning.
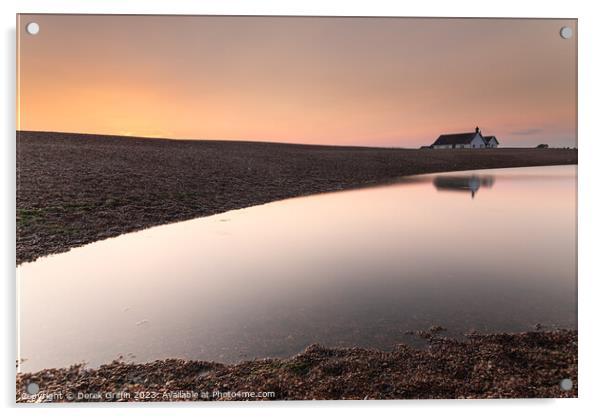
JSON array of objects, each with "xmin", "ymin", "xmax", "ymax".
[{"xmin": 17, "ymin": 165, "xmax": 577, "ymax": 372}]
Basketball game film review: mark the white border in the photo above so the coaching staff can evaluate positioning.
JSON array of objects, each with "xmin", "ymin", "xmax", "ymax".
[{"xmin": 2, "ymin": 1, "xmax": 601, "ymax": 415}]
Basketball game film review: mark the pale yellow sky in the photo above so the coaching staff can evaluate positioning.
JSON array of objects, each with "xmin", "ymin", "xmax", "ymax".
[{"xmin": 17, "ymin": 15, "xmax": 577, "ymax": 147}]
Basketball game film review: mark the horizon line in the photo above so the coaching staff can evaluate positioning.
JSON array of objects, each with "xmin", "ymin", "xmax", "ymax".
[
  {"xmin": 16, "ymin": 129, "xmax": 577, "ymax": 150},
  {"xmin": 15, "ymin": 129, "xmax": 413, "ymax": 150}
]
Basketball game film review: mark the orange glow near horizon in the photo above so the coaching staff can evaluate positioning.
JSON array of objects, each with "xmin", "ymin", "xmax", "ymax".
[{"xmin": 17, "ymin": 15, "xmax": 576, "ymax": 147}]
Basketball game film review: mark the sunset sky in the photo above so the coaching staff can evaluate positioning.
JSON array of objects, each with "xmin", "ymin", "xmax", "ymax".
[{"xmin": 17, "ymin": 15, "xmax": 577, "ymax": 148}]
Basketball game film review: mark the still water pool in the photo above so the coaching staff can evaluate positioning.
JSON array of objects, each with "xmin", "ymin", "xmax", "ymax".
[{"xmin": 17, "ymin": 165, "xmax": 577, "ymax": 372}]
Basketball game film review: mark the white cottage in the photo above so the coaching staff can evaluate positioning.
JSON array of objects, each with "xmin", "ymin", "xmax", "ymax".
[
  {"xmin": 431, "ymin": 127, "xmax": 498, "ymax": 149},
  {"xmin": 483, "ymin": 136, "xmax": 499, "ymax": 148}
]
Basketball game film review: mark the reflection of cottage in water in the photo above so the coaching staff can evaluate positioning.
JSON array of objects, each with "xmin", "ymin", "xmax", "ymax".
[{"xmin": 433, "ymin": 175, "xmax": 495, "ymax": 198}]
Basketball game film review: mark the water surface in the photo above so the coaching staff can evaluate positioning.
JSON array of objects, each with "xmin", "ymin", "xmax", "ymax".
[{"xmin": 17, "ymin": 165, "xmax": 577, "ymax": 372}]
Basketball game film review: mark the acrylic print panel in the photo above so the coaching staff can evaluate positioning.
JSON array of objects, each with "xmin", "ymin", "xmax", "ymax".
[{"xmin": 16, "ymin": 15, "xmax": 577, "ymax": 402}]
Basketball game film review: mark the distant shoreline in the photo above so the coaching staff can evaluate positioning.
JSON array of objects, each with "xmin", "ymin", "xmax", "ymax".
[
  {"xmin": 16, "ymin": 131, "xmax": 578, "ymax": 264},
  {"xmin": 16, "ymin": 329, "xmax": 577, "ymax": 402},
  {"xmin": 16, "ymin": 129, "xmax": 577, "ymax": 150}
]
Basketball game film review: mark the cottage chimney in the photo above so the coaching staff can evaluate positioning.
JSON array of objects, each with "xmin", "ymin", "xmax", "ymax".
[{"xmin": 475, "ymin": 126, "xmax": 480, "ymax": 133}]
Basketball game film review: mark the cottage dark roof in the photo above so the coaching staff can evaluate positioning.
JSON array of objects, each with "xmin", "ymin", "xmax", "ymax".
[
  {"xmin": 432, "ymin": 132, "xmax": 477, "ymax": 146},
  {"xmin": 483, "ymin": 136, "xmax": 498, "ymax": 144}
]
